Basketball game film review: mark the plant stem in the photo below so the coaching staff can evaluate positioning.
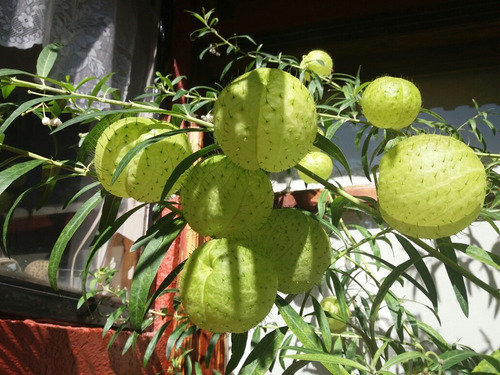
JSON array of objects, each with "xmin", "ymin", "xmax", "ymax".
[
  {"xmin": 409, "ymin": 237, "xmax": 500, "ymax": 299},
  {"xmin": 10, "ymin": 77, "xmax": 214, "ymax": 129},
  {"xmin": 295, "ymin": 163, "xmax": 380, "ymax": 218},
  {"xmin": 476, "ymin": 151, "xmax": 500, "ymax": 159},
  {"xmin": 318, "ymin": 112, "xmax": 361, "ymax": 123},
  {"xmin": 0, "ymin": 143, "xmax": 89, "ymax": 175}
]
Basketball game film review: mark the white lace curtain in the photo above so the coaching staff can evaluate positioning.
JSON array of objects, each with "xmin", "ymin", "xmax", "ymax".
[{"xmin": 0, "ymin": 0, "xmax": 161, "ymax": 102}]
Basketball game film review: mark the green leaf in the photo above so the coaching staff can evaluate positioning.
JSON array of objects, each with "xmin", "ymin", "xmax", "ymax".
[
  {"xmin": 204, "ymin": 333, "xmax": 222, "ymax": 368},
  {"xmin": 36, "ymin": 43, "xmax": 63, "ymax": 77},
  {"xmin": 225, "ymin": 332, "xmax": 248, "ymax": 374},
  {"xmin": 111, "ymin": 127, "xmax": 206, "ymax": 187},
  {"xmin": 311, "ymin": 296, "xmax": 333, "ymax": 352},
  {"xmin": 76, "ymin": 115, "xmax": 122, "ymax": 163},
  {"xmin": 275, "ymin": 295, "xmax": 323, "ymax": 351},
  {"xmin": 284, "ymin": 349, "xmax": 370, "ymax": 372},
  {"xmin": 0, "ymin": 94, "xmax": 74, "ymax": 136},
  {"xmin": 160, "ymin": 142, "xmax": 220, "ymax": 201},
  {"xmin": 143, "ymin": 321, "xmax": 171, "ymax": 367},
  {"xmin": 102, "ymin": 305, "xmax": 127, "ymax": 336},
  {"xmin": 472, "ymin": 350, "xmax": 500, "ymax": 373},
  {"xmin": 239, "ymin": 327, "xmax": 286, "ymax": 375},
  {"xmin": 328, "ymin": 272, "xmax": 349, "ymax": 323},
  {"xmin": 452, "ymin": 243, "xmax": 500, "ymax": 271},
  {"xmin": 80, "ymin": 201, "xmax": 148, "ymax": 295},
  {"xmin": 329, "ymin": 195, "xmax": 347, "ymax": 228},
  {"xmin": 430, "ymin": 349, "xmax": 482, "ymax": 371},
  {"xmin": 48, "ymin": 190, "xmax": 104, "ymax": 290},
  {"xmin": 396, "ymin": 235, "xmax": 438, "ymax": 309},
  {"xmin": 165, "ymin": 320, "xmax": 190, "ymax": 359},
  {"xmin": 314, "ymin": 133, "xmax": 351, "ymax": 178},
  {"xmin": 380, "ymin": 350, "xmax": 427, "ymax": 371},
  {"xmin": 414, "ymin": 320, "xmax": 450, "ymax": 352},
  {"xmin": 36, "ymin": 164, "xmax": 60, "ymax": 210},
  {"xmin": 122, "ymin": 330, "xmax": 139, "ymax": 355},
  {"xmin": 0, "ymin": 159, "xmax": 44, "ymax": 196},
  {"xmin": 97, "ymin": 194, "xmax": 122, "ymax": 236},
  {"xmin": 369, "ymin": 257, "xmax": 421, "ymax": 336},
  {"xmin": 437, "ymin": 238, "xmax": 469, "ymax": 317},
  {"xmin": 128, "ymin": 215, "xmax": 186, "ymax": 331},
  {"xmin": 0, "ymin": 68, "xmax": 34, "ymax": 77}
]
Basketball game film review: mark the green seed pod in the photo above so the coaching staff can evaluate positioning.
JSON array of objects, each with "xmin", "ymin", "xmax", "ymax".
[
  {"xmin": 252, "ymin": 208, "xmax": 331, "ymax": 294},
  {"xmin": 377, "ymin": 134, "xmax": 487, "ymax": 239},
  {"xmin": 361, "ymin": 76, "xmax": 422, "ymax": 129},
  {"xmin": 297, "ymin": 150, "xmax": 334, "ymax": 184},
  {"xmin": 213, "ymin": 68, "xmax": 318, "ymax": 172},
  {"xmin": 179, "ymin": 238, "xmax": 278, "ymax": 333},
  {"xmin": 94, "ymin": 117, "xmax": 192, "ymax": 202},
  {"xmin": 180, "ymin": 154, "xmax": 274, "ymax": 238},
  {"xmin": 300, "ymin": 49, "xmax": 334, "ymax": 81},
  {"xmin": 320, "ymin": 296, "xmax": 350, "ymax": 333}
]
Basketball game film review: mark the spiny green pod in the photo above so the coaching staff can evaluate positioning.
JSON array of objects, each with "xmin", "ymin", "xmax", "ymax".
[
  {"xmin": 180, "ymin": 154, "xmax": 274, "ymax": 239},
  {"xmin": 361, "ymin": 76, "xmax": 422, "ymax": 129},
  {"xmin": 213, "ymin": 67, "xmax": 318, "ymax": 172},
  {"xmin": 300, "ymin": 49, "xmax": 334, "ymax": 81},
  {"xmin": 179, "ymin": 238, "xmax": 278, "ymax": 333},
  {"xmin": 251, "ymin": 208, "xmax": 332, "ymax": 294},
  {"xmin": 377, "ymin": 134, "xmax": 487, "ymax": 239},
  {"xmin": 94, "ymin": 117, "xmax": 192, "ymax": 202}
]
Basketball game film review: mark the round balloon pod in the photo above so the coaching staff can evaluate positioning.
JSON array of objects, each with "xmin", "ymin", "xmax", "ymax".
[
  {"xmin": 361, "ymin": 76, "xmax": 422, "ymax": 129},
  {"xmin": 213, "ymin": 67, "xmax": 318, "ymax": 172},
  {"xmin": 377, "ymin": 134, "xmax": 487, "ymax": 239},
  {"xmin": 179, "ymin": 238, "xmax": 278, "ymax": 333},
  {"xmin": 180, "ymin": 154, "xmax": 274, "ymax": 239},
  {"xmin": 297, "ymin": 150, "xmax": 334, "ymax": 184},
  {"xmin": 94, "ymin": 117, "xmax": 192, "ymax": 202},
  {"xmin": 252, "ymin": 208, "xmax": 331, "ymax": 294},
  {"xmin": 300, "ymin": 50, "xmax": 334, "ymax": 80},
  {"xmin": 320, "ymin": 296, "xmax": 350, "ymax": 334}
]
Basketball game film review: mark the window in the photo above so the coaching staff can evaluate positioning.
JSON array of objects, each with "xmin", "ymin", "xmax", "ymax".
[{"xmin": 0, "ymin": 0, "xmax": 162, "ymax": 323}]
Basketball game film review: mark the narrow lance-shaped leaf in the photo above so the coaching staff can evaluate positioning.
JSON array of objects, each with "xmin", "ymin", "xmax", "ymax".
[
  {"xmin": 437, "ymin": 237, "xmax": 469, "ymax": 317},
  {"xmin": 0, "ymin": 94, "xmax": 74, "ymax": 136},
  {"xmin": 36, "ymin": 164, "xmax": 61, "ymax": 210},
  {"xmin": 48, "ymin": 190, "xmax": 104, "ymax": 290},
  {"xmin": 160, "ymin": 142, "xmax": 220, "ymax": 201},
  {"xmin": 314, "ymin": 133, "xmax": 351, "ymax": 178},
  {"xmin": 144, "ymin": 260, "xmax": 185, "ymax": 315},
  {"xmin": 36, "ymin": 43, "xmax": 63, "ymax": 78},
  {"xmin": 430, "ymin": 349, "xmax": 482, "ymax": 372},
  {"xmin": 2, "ymin": 173, "xmax": 74, "ymax": 256},
  {"xmin": 311, "ymin": 296, "xmax": 333, "ymax": 353},
  {"xmin": 452, "ymin": 242, "xmax": 500, "ymax": 271},
  {"xmin": 128, "ymin": 215, "xmax": 186, "ymax": 331},
  {"xmin": 165, "ymin": 320, "xmax": 190, "ymax": 360},
  {"xmin": 204, "ymin": 333, "xmax": 222, "ymax": 369},
  {"xmin": 396, "ymin": 234, "xmax": 438, "ymax": 309},
  {"xmin": 379, "ymin": 350, "xmax": 428, "ymax": 371},
  {"xmin": 111, "ymin": 127, "xmax": 208, "ymax": 186},
  {"xmin": 80, "ymin": 201, "xmax": 148, "ymax": 295},
  {"xmin": 239, "ymin": 327, "xmax": 286, "ymax": 375},
  {"xmin": 275, "ymin": 295, "xmax": 323, "ymax": 351},
  {"xmin": 354, "ymin": 249, "xmax": 436, "ymax": 309},
  {"xmin": 0, "ymin": 159, "xmax": 44, "ymax": 196},
  {"xmin": 369, "ymin": 257, "xmax": 421, "ymax": 338},
  {"xmin": 97, "ymin": 194, "xmax": 122, "ymax": 236},
  {"xmin": 225, "ymin": 332, "xmax": 249, "ymax": 375},
  {"xmin": 283, "ymin": 348, "xmax": 371, "ymax": 372},
  {"xmin": 143, "ymin": 321, "xmax": 171, "ymax": 367}
]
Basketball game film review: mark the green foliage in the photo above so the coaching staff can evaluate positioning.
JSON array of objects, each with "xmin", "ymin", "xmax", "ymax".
[{"xmin": 0, "ymin": 7, "xmax": 499, "ymax": 375}]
